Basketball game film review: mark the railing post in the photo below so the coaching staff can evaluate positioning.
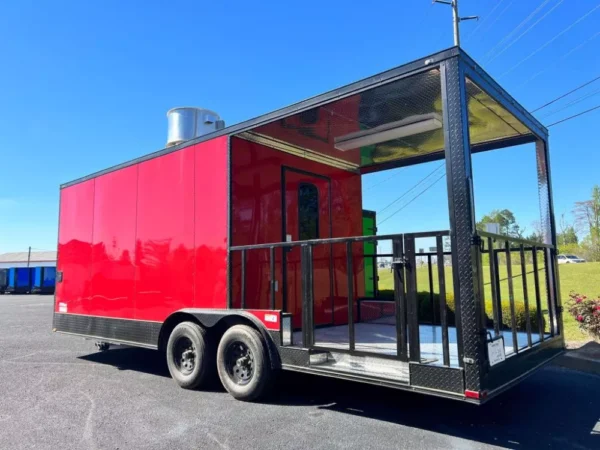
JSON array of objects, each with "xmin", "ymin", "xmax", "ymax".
[
  {"xmin": 531, "ymin": 247, "xmax": 544, "ymax": 342},
  {"xmin": 346, "ymin": 241, "xmax": 355, "ymax": 352},
  {"xmin": 544, "ymin": 247, "xmax": 558, "ymax": 336},
  {"xmin": 519, "ymin": 244, "xmax": 532, "ymax": 348},
  {"xmin": 269, "ymin": 247, "xmax": 276, "ymax": 310},
  {"xmin": 405, "ymin": 235, "xmax": 420, "ymax": 363},
  {"xmin": 488, "ymin": 238, "xmax": 501, "ymax": 337},
  {"xmin": 393, "ymin": 237, "xmax": 408, "ymax": 361},
  {"xmin": 427, "ymin": 254, "xmax": 435, "ymax": 324},
  {"xmin": 436, "ymin": 235, "xmax": 450, "ymax": 366},
  {"xmin": 241, "ymin": 249, "xmax": 246, "ymax": 309},
  {"xmin": 301, "ymin": 245, "xmax": 314, "ymax": 348},
  {"xmin": 505, "ymin": 240, "xmax": 519, "ymax": 353}
]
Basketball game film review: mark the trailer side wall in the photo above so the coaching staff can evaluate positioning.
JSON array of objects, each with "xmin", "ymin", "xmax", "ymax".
[{"xmin": 55, "ymin": 136, "xmax": 228, "ymax": 323}]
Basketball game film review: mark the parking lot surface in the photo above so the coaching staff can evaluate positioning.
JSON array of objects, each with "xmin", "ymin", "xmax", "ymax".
[{"xmin": 1, "ymin": 295, "xmax": 599, "ymax": 449}]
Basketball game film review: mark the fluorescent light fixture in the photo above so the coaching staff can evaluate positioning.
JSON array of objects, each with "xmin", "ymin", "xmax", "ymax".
[{"xmin": 333, "ymin": 113, "xmax": 443, "ymax": 151}]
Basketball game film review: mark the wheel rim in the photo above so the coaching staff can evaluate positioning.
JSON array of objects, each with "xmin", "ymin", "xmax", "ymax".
[
  {"xmin": 173, "ymin": 336, "xmax": 196, "ymax": 375},
  {"xmin": 225, "ymin": 341, "xmax": 254, "ymax": 385}
]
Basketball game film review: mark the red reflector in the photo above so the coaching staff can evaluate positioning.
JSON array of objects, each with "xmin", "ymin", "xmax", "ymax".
[{"xmin": 465, "ymin": 390, "xmax": 480, "ymax": 399}]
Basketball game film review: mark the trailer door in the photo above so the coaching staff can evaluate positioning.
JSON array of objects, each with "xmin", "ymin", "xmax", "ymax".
[{"xmin": 282, "ymin": 168, "xmax": 332, "ymax": 329}]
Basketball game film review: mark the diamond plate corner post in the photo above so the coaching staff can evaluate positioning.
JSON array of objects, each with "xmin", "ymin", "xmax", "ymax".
[
  {"xmin": 440, "ymin": 57, "xmax": 485, "ymax": 393},
  {"xmin": 536, "ymin": 138, "xmax": 563, "ymax": 338}
]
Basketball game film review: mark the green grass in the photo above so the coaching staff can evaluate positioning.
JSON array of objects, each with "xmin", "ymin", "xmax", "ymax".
[{"xmin": 376, "ymin": 261, "xmax": 600, "ymax": 343}]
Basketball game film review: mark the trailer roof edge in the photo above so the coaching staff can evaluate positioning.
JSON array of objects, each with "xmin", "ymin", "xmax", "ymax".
[
  {"xmin": 60, "ymin": 46, "xmax": 546, "ymax": 189},
  {"xmin": 60, "ymin": 47, "xmax": 461, "ymax": 189}
]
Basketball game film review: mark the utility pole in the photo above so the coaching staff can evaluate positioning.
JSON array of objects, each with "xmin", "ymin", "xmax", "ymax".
[
  {"xmin": 434, "ymin": 0, "xmax": 478, "ymax": 47},
  {"xmin": 27, "ymin": 246, "xmax": 31, "ymax": 268}
]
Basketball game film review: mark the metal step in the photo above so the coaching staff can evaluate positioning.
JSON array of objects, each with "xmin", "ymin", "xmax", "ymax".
[{"xmin": 308, "ymin": 350, "xmax": 409, "ymax": 383}]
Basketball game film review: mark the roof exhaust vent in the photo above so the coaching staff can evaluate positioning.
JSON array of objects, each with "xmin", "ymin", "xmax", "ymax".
[{"xmin": 166, "ymin": 107, "xmax": 224, "ymax": 147}]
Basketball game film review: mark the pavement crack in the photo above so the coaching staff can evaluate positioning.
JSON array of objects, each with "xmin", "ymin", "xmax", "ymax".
[{"xmin": 80, "ymin": 390, "xmax": 98, "ymax": 450}]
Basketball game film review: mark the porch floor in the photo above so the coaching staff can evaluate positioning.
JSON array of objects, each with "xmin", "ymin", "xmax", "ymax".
[{"xmin": 293, "ymin": 322, "xmax": 551, "ymax": 367}]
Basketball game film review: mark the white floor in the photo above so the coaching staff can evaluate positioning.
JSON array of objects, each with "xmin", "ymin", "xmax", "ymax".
[{"xmin": 293, "ymin": 322, "xmax": 550, "ymax": 367}]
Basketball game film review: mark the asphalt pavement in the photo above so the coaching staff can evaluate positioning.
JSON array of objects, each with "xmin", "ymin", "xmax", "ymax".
[{"xmin": 0, "ymin": 295, "xmax": 598, "ymax": 450}]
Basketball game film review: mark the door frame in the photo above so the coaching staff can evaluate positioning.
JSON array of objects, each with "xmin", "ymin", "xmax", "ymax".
[{"xmin": 281, "ymin": 166, "xmax": 333, "ymax": 324}]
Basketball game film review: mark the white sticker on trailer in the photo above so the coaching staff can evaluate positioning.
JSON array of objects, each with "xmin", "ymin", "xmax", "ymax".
[
  {"xmin": 264, "ymin": 314, "xmax": 277, "ymax": 323},
  {"xmin": 58, "ymin": 303, "xmax": 67, "ymax": 313},
  {"xmin": 487, "ymin": 337, "xmax": 506, "ymax": 367}
]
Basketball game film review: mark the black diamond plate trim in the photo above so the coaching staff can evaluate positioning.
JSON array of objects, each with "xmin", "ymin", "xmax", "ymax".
[
  {"xmin": 442, "ymin": 57, "xmax": 484, "ymax": 392},
  {"xmin": 279, "ymin": 347, "xmax": 311, "ymax": 367},
  {"xmin": 483, "ymin": 338, "xmax": 563, "ymax": 392},
  {"xmin": 535, "ymin": 140, "xmax": 552, "ymax": 246},
  {"xmin": 268, "ymin": 330, "xmax": 282, "ymax": 346},
  {"xmin": 53, "ymin": 313, "xmax": 161, "ymax": 348},
  {"xmin": 410, "ymin": 363, "xmax": 465, "ymax": 394}
]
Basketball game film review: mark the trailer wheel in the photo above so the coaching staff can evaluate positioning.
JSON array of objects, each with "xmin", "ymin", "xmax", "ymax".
[
  {"xmin": 166, "ymin": 322, "xmax": 213, "ymax": 390},
  {"xmin": 95, "ymin": 342, "xmax": 110, "ymax": 352},
  {"xmin": 217, "ymin": 325, "xmax": 271, "ymax": 401}
]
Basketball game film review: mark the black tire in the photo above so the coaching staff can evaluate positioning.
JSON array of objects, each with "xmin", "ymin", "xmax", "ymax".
[
  {"xmin": 95, "ymin": 342, "xmax": 110, "ymax": 352},
  {"xmin": 217, "ymin": 325, "xmax": 272, "ymax": 401},
  {"xmin": 166, "ymin": 321, "xmax": 214, "ymax": 390}
]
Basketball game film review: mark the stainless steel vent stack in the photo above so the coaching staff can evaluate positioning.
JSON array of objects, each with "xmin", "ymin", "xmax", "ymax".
[{"xmin": 166, "ymin": 107, "xmax": 225, "ymax": 147}]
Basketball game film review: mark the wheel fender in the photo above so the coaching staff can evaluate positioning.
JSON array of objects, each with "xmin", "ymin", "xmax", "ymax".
[{"xmin": 168, "ymin": 309, "xmax": 282, "ymax": 369}]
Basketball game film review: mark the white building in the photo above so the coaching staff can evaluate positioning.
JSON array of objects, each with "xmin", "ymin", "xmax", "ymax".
[{"xmin": 0, "ymin": 251, "xmax": 57, "ymax": 269}]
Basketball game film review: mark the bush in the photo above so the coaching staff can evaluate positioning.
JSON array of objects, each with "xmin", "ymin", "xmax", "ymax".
[
  {"xmin": 375, "ymin": 289, "xmax": 542, "ymax": 331},
  {"xmin": 494, "ymin": 302, "xmax": 544, "ymax": 332},
  {"xmin": 566, "ymin": 291, "xmax": 600, "ymax": 340}
]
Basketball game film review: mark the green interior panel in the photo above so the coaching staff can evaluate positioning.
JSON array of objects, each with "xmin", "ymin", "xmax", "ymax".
[{"xmin": 362, "ymin": 210, "xmax": 377, "ymax": 297}]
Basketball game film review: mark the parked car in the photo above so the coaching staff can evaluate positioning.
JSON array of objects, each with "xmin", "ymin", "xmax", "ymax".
[{"xmin": 557, "ymin": 254, "xmax": 586, "ymax": 264}]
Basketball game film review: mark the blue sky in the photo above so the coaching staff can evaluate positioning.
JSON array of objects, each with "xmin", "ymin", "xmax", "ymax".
[{"xmin": 1, "ymin": 0, "xmax": 599, "ymax": 252}]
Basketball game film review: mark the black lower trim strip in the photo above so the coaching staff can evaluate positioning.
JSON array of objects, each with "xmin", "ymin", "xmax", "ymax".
[
  {"xmin": 53, "ymin": 313, "xmax": 161, "ymax": 348},
  {"xmin": 281, "ymin": 365, "xmax": 475, "ymax": 403}
]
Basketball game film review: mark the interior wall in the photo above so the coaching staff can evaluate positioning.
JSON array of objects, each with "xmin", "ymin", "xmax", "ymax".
[{"xmin": 230, "ymin": 137, "xmax": 364, "ymax": 325}]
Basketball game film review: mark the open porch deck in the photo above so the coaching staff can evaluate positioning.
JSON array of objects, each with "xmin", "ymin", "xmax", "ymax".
[{"xmin": 293, "ymin": 321, "xmax": 551, "ymax": 367}]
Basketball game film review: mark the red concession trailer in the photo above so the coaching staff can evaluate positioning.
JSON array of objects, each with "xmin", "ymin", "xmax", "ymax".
[{"xmin": 54, "ymin": 48, "xmax": 564, "ymax": 403}]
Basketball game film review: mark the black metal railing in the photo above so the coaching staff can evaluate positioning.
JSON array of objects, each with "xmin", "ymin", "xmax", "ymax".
[
  {"xmin": 478, "ymin": 231, "xmax": 558, "ymax": 355},
  {"xmin": 230, "ymin": 229, "xmax": 560, "ymax": 369},
  {"xmin": 230, "ymin": 230, "xmax": 455, "ymax": 367}
]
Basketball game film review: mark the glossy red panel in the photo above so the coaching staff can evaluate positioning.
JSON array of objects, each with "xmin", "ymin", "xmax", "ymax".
[
  {"xmin": 246, "ymin": 310, "xmax": 281, "ymax": 330},
  {"xmin": 253, "ymin": 95, "xmax": 362, "ymax": 166},
  {"xmin": 89, "ymin": 165, "xmax": 137, "ymax": 318},
  {"xmin": 194, "ymin": 136, "xmax": 229, "ymax": 309},
  {"xmin": 284, "ymin": 170, "xmax": 332, "ymax": 327},
  {"xmin": 135, "ymin": 147, "xmax": 195, "ymax": 322},
  {"xmin": 55, "ymin": 179, "xmax": 95, "ymax": 314},
  {"xmin": 230, "ymin": 137, "xmax": 363, "ymax": 327}
]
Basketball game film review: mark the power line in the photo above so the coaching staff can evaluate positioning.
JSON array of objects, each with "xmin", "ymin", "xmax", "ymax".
[
  {"xmin": 475, "ymin": 0, "xmax": 516, "ymax": 41},
  {"xmin": 546, "ymin": 104, "xmax": 600, "ymax": 127},
  {"xmin": 464, "ymin": 0, "xmax": 507, "ymax": 43},
  {"xmin": 539, "ymin": 87, "xmax": 600, "ymax": 119},
  {"xmin": 486, "ymin": 0, "xmax": 564, "ymax": 65},
  {"xmin": 483, "ymin": 0, "xmax": 553, "ymax": 61},
  {"xmin": 377, "ymin": 163, "xmax": 444, "ymax": 215},
  {"xmin": 415, "ymin": 0, "xmax": 436, "ymax": 31},
  {"xmin": 516, "ymin": 30, "xmax": 600, "ymax": 89},
  {"xmin": 498, "ymin": 2, "xmax": 600, "ymax": 79},
  {"xmin": 364, "ymin": 170, "xmax": 402, "ymax": 191},
  {"xmin": 531, "ymin": 74, "xmax": 600, "ymax": 112},
  {"xmin": 379, "ymin": 173, "xmax": 447, "ymax": 225}
]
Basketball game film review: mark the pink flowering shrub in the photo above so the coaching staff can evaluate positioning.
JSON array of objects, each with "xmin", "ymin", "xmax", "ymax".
[{"xmin": 567, "ymin": 292, "xmax": 600, "ymax": 340}]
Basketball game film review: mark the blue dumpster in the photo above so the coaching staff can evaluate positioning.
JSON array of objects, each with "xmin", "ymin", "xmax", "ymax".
[
  {"xmin": 31, "ymin": 266, "xmax": 56, "ymax": 294},
  {"xmin": 0, "ymin": 269, "xmax": 7, "ymax": 293},
  {"xmin": 6, "ymin": 267, "xmax": 34, "ymax": 294}
]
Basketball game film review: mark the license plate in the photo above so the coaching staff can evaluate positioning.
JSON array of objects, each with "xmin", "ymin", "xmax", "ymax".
[{"xmin": 487, "ymin": 337, "xmax": 506, "ymax": 367}]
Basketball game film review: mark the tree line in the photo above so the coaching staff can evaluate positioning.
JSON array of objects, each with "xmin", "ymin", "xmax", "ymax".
[{"xmin": 476, "ymin": 185, "xmax": 600, "ymax": 262}]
